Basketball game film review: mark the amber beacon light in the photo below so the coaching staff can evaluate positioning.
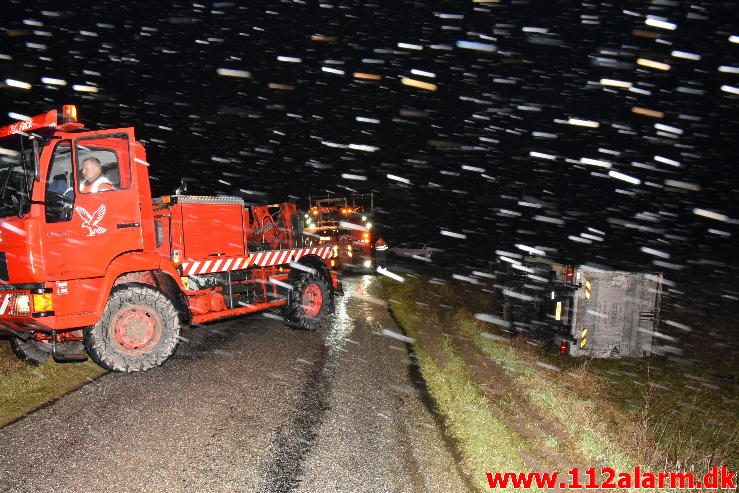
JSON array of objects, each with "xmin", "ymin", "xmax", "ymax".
[{"xmin": 61, "ymin": 104, "xmax": 78, "ymax": 123}]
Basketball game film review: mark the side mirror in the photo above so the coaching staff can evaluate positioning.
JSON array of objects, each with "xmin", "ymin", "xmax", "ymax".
[{"xmin": 174, "ymin": 178, "xmax": 188, "ymax": 195}]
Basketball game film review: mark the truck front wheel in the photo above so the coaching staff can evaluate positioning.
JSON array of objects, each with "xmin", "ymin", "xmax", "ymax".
[
  {"xmin": 10, "ymin": 337, "xmax": 86, "ymax": 366},
  {"xmin": 85, "ymin": 286, "xmax": 181, "ymax": 372},
  {"xmin": 283, "ymin": 271, "xmax": 329, "ymax": 331}
]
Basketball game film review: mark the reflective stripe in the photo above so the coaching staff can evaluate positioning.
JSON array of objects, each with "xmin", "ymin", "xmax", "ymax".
[
  {"xmin": 268, "ymin": 251, "xmax": 282, "ymax": 265},
  {"xmin": 80, "ymin": 176, "xmax": 113, "ymax": 193},
  {"xmin": 182, "ymin": 247, "xmax": 335, "ymax": 275},
  {"xmin": 277, "ymin": 250, "xmax": 290, "ymax": 264},
  {"xmin": 199, "ymin": 260, "xmax": 212, "ymax": 275}
]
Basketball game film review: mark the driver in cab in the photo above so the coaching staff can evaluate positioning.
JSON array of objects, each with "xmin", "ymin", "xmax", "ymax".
[{"xmin": 79, "ymin": 157, "xmax": 113, "ymax": 193}]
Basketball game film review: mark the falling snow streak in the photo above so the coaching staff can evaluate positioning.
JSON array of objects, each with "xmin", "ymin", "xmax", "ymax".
[{"xmin": 0, "ymin": 0, "xmax": 736, "ymax": 361}]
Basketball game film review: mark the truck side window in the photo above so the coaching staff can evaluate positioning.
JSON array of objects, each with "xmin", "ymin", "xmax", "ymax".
[
  {"xmin": 45, "ymin": 140, "xmax": 74, "ymax": 223},
  {"xmin": 76, "ymin": 134, "xmax": 131, "ymax": 193}
]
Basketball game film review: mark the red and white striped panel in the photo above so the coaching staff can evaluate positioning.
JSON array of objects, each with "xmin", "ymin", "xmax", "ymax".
[{"xmin": 181, "ymin": 246, "xmax": 336, "ymax": 276}]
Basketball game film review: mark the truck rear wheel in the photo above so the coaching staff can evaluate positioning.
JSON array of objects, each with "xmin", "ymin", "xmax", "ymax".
[
  {"xmin": 284, "ymin": 271, "xmax": 329, "ymax": 331},
  {"xmin": 85, "ymin": 286, "xmax": 180, "ymax": 372},
  {"xmin": 10, "ymin": 337, "xmax": 52, "ymax": 366}
]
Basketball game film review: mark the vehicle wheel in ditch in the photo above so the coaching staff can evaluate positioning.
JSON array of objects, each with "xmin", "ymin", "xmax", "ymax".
[
  {"xmin": 84, "ymin": 286, "xmax": 181, "ymax": 372},
  {"xmin": 10, "ymin": 337, "xmax": 52, "ymax": 366},
  {"xmin": 283, "ymin": 271, "xmax": 329, "ymax": 331}
]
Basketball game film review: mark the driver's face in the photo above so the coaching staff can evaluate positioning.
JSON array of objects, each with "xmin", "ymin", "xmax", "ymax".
[{"xmin": 81, "ymin": 160, "xmax": 101, "ymax": 182}]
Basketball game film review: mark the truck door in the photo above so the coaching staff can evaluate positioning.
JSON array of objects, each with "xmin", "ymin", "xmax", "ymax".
[{"xmin": 44, "ymin": 132, "xmax": 141, "ymax": 280}]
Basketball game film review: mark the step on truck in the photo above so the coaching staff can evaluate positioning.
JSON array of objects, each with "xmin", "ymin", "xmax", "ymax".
[{"xmin": 0, "ymin": 105, "xmax": 341, "ymax": 372}]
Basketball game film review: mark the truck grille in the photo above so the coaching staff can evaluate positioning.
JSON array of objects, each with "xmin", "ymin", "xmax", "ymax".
[{"xmin": 0, "ymin": 252, "xmax": 7, "ymax": 282}]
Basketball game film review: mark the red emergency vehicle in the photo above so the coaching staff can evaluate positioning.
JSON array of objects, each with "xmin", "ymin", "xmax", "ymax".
[
  {"xmin": 0, "ymin": 105, "xmax": 341, "ymax": 372},
  {"xmin": 304, "ymin": 194, "xmax": 375, "ymax": 272}
]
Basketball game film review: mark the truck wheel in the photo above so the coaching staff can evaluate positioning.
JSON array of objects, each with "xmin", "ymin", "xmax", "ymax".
[
  {"xmin": 284, "ymin": 271, "xmax": 329, "ymax": 331},
  {"xmin": 85, "ymin": 286, "xmax": 181, "ymax": 372},
  {"xmin": 10, "ymin": 337, "xmax": 52, "ymax": 366}
]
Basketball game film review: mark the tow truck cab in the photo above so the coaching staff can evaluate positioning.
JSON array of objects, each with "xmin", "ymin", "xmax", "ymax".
[{"xmin": 0, "ymin": 106, "xmax": 156, "ymax": 332}]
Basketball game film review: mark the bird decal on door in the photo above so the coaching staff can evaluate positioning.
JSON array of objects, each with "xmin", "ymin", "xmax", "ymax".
[{"xmin": 74, "ymin": 204, "xmax": 107, "ymax": 236}]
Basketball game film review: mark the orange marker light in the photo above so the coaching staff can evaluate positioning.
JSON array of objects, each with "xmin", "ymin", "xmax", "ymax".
[
  {"xmin": 32, "ymin": 293, "xmax": 54, "ymax": 313},
  {"xmin": 62, "ymin": 104, "xmax": 78, "ymax": 123}
]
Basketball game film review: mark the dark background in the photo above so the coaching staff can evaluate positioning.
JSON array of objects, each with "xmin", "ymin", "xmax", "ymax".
[{"xmin": 1, "ymin": 0, "xmax": 737, "ymax": 355}]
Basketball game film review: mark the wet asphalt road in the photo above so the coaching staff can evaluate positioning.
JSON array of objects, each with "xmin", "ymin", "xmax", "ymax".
[{"xmin": 0, "ymin": 275, "xmax": 467, "ymax": 493}]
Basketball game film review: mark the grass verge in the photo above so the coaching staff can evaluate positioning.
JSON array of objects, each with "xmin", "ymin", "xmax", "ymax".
[
  {"xmin": 420, "ymin": 346, "xmax": 532, "ymax": 491},
  {"xmin": 0, "ymin": 340, "xmax": 105, "ymax": 428},
  {"xmin": 385, "ymin": 278, "xmax": 547, "ymax": 491}
]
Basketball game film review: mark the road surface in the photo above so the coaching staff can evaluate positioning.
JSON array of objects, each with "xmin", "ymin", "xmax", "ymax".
[{"xmin": 0, "ymin": 275, "xmax": 468, "ymax": 493}]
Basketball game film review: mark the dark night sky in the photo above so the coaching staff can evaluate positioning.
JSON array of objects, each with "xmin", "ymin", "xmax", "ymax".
[{"xmin": 1, "ymin": 0, "xmax": 737, "ymax": 273}]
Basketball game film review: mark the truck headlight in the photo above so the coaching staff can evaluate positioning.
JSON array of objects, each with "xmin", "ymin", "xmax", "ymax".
[
  {"xmin": 14, "ymin": 294, "xmax": 31, "ymax": 316},
  {"xmin": 363, "ymin": 260, "xmax": 372, "ymax": 268}
]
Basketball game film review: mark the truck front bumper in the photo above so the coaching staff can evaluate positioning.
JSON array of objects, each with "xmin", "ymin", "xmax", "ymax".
[{"xmin": 0, "ymin": 289, "xmax": 55, "ymax": 333}]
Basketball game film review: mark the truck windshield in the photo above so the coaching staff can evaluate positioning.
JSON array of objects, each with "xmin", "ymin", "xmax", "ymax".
[{"xmin": 0, "ymin": 135, "xmax": 37, "ymax": 218}]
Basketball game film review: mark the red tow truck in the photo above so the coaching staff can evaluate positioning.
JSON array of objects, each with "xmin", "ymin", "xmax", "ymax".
[
  {"xmin": 304, "ymin": 194, "xmax": 375, "ymax": 272},
  {"xmin": 0, "ymin": 105, "xmax": 341, "ymax": 372}
]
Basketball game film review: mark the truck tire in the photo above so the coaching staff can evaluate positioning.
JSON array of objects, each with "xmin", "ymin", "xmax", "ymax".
[
  {"xmin": 284, "ymin": 271, "xmax": 329, "ymax": 331},
  {"xmin": 10, "ymin": 338, "xmax": 87, "ymax": 366},
  {"xmin": 10, "ymin": 337, "xmax": 52, "ymax": 366},
  {"xmin": 85, "ymin": 286, "xmax": 180, "ymax": 372}
]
